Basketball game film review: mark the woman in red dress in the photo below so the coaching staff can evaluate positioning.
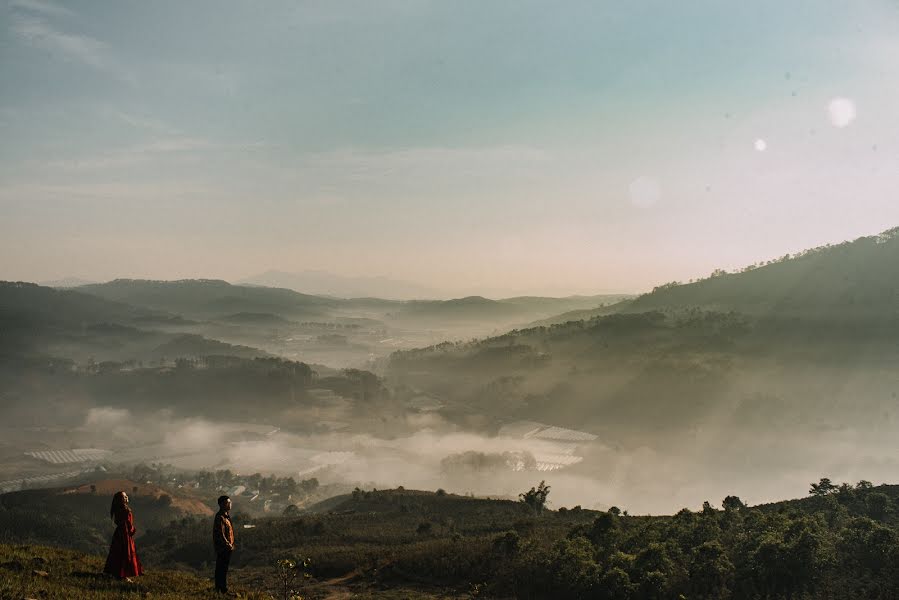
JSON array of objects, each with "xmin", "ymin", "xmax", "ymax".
[{"xmin": 103, "ymin": 491, "xmax": 144, "ymax": 580}]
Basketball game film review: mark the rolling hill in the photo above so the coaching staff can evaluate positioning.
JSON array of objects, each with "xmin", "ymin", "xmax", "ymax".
[
  {"xmin": 0, "ymin": 281, "xmax": 158, "ymax": 328},
  {"xmin": 623, "ymin": 226, "xmax": 899, "ymax": 320},
  {"xmin": 71, "ymin": 279, "xmax": 634, "ymax": 346},
  {"xmin": 390, "ymin": 294, "xmax": 632, "ymax": 329},
  {"xmin": 77, "ymin": 279, "xmax": 336, "ymax": 320},
  {"xmin": 8, "ymin": 481, "xmax": 899, "ymax": 599},
  {"xmin": 0, "ymin": 281, "xmax": 269, "ymax": 364}
]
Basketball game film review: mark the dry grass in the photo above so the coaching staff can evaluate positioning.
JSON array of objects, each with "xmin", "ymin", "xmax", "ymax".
[{"xmin": 0, "ymin": 543, "xmax": 266, "ymax": 600}]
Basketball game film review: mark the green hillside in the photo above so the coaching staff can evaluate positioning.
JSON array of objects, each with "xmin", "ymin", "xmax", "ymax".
[
  {"xmin": 528, "ymin": 298, "xmax": 634, "ymax": 327},
  {"xmin": 625, "ymin": 227, "xmax": 899, "ymax": 319},
  {"xmin": 0, "ymin": 281, "xmax": 156, "ymax": 332},
  {"xmin": 387, "ymin": 227, "xmax": 899, "ymax": 440},
  {"xmin": 0, "ymin": 282, "xmax": 269, "ymax": 364}
]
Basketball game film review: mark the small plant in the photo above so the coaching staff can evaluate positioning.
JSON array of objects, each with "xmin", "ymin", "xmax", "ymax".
[
  {"xmin": 275, "ymin": 557, "xmax": 312, "ymax": 600},
  {"xmin": 416, "ymin": 521, "xmax": 433, "ymax": 535}
]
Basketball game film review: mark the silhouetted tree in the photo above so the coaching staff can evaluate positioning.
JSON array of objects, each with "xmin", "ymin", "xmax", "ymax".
[{"xmin": 519, "ymin": 481, "xmax": 551, "ymax": 514}]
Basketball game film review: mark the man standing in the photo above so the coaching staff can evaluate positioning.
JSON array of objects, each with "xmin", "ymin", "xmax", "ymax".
[{"xmin": 213, "ymin": 495, "xmax": 235, "ymax": 594}]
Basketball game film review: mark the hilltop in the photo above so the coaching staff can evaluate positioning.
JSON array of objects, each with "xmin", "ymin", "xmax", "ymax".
[
  {"xmin": 78, "ymin": 279, "xmax": 336, "ymax": 320},
  {"xmin": 0, "ymin": 480, "xmax": 213, "ymax": 556},
  {"xmin": 625, "ymin": 226, "xmax": 899, "ymax": 320},
  {"xmin": 7, "ymin": 481, "xmax": 899, "ymax": 599}
]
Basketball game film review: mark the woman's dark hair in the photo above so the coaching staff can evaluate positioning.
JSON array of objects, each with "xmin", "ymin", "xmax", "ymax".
[
  {"xmin": 218, "ymin": 495, "xmax": 230, "ymax": 508},
  {"xmin": 110, "ymin": 491, "xmax": 130, "ymax": 520}
]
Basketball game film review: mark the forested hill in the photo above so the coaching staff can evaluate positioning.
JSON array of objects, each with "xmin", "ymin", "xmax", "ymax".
[
  {"xmin": 623, "ymin": 227, "xmax": 899, "ymax": 319},
  {"xmin": 77, "ymin": 278, "xmax": 336, "ymax": 319},
  {"xmin": 75, "ymin": 279, "xmax": 629, "ymax": 326},
  {"xmin": 0, "ymin": 281, "xmax": 157, "ymax": 327},
  {"xmin": 0, "ymin": 281, "xmax": 268, "ymax": 363}
]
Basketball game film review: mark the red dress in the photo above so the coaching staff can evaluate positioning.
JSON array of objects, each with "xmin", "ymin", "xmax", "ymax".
[{"xmin": 103, "ymin": 508, "xmax": 144, "ymax": 578}]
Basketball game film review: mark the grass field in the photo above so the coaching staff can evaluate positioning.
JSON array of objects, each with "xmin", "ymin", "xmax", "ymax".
[{"xmin": 0, "ymin": 543, "xmax": 270, "ymax": 599}]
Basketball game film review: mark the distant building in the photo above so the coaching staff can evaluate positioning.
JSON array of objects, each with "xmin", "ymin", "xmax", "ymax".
[
  {"xmin": 24, "ymin": 449, "xmax": 112, "ymax": 464},
  {"xmin": 498, "ymin": 421, "xmax": 598, "ymax": 472}
]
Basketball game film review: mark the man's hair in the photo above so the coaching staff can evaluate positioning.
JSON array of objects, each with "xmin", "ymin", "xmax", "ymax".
[{"xmin": 217, "ymin": 495, "xmax": 230, "ymax": 508}]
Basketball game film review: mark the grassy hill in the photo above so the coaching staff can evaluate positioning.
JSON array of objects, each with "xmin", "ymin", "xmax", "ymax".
[
  {"xmin": 8, "ymin": 481, "xmax": 899, "ymax": 599},
  {"xmin": 120, "ymin": 481, "xmax": 899, "ymax": 599},
  {"xmin": 0, "ymin": 543, "xmax": 268, "ymax": 599}
]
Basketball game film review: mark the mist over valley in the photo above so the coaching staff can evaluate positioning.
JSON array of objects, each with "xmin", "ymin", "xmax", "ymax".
[
  {"xmin": 4, "ymin": 229, "xmax": 899, "ymax": 517},
  {"xmin": 4, "ymin": 2, "xmax": 899, "ymax": 595}
]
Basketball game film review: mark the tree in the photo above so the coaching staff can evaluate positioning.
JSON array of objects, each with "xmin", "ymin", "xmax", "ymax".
[
  {"xmin": 587, "ymin": 512, "xmax": 620, "ymax": 558},
  {"xmin": 809, "ymin": 477, "xmax": 837, "ymax": 496},
  {"xmin": 690, "ymin": 541, "xmax": 734, "ymax": 598},
  {"xmin": 342, "ymin": 368, "xmax": 382, "ymax": 403},
  {"xmin": 722, "ymin": 495, "xmax": 745, "ymax": 512},
  {"xmin": 866, "ymin": 493, "xmax": 890, "ymax": 520},
  {"xmin": 519, "ymin": 481, "xmax": 551, "ymax": 514},
  {"xmin": 545, "ymin": 537, "xmax": 601, "ymax": 599}
]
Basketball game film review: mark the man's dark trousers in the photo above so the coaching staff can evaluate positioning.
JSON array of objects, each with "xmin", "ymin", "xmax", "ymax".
[{"xmin": 215, "ymin": 549, "xmax": 232, "ymax": 593}]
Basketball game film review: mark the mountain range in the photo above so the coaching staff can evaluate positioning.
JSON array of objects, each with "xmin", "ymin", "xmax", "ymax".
[{"xmin": 238, "ymin": 269, "xmax": 444, "ymax": 299}]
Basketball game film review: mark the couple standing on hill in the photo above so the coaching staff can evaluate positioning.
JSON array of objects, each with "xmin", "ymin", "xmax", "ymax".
[{"xmin": 102, "ymin": 491, "xmax": 236, "ymax": 594}]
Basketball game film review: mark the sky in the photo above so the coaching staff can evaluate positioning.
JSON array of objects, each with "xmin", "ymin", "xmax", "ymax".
[{"xmin": 1, "ymin": 0, "xmax": 899, "ymax": 297}]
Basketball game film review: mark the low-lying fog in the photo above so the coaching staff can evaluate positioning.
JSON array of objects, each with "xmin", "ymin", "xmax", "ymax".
[{"xmin": 19, "ymin": 405, "xmax": 894, "ymax": 515}]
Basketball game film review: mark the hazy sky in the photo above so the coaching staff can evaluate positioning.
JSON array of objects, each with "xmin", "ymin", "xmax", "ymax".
[{"xmin": 2, "ymin": 0, "xmax": 899, "ymax": 296}]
